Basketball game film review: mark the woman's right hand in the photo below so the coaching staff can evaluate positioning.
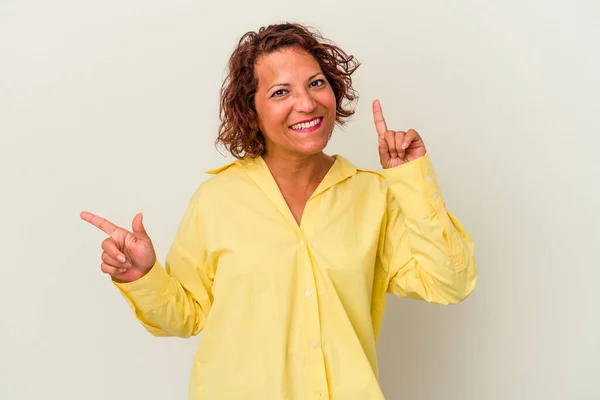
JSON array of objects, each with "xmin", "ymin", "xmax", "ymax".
[{"xmin": 80, "ymin": 211, "xmax": 157, "ymax": 283}]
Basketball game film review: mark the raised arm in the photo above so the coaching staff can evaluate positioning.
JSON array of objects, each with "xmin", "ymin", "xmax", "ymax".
[
  {"xmin": 372, "ymin": 100, "xmax": 477, "ymax": 304},
  {"xmin": 81, "ymin": 194, "xmax": 214, "ymax": 337}
]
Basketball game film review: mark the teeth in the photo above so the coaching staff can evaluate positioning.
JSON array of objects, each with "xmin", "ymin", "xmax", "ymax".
[{"xmin": 291, "ymin": 118, "xmax": 321, "ymax": 130}]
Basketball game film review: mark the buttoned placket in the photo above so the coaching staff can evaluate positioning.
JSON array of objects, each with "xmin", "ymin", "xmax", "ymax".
[
  {"xmin": 241, "ymin": 155, "xmax": 353, "ymax": 399},
  {"xmin": 296, "ymin": 210, "xmax": 329, "ymax": 399}
]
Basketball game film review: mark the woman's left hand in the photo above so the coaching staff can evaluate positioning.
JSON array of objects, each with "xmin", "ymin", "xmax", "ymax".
[{"xmin": 373, "ymin": 99, "xmax": 427, "ymax": 169}]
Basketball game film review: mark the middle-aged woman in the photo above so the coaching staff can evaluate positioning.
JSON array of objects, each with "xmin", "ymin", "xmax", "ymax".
[{"xmin": 81, "ymin": 22, "xmax": 477, "ymax": 400}]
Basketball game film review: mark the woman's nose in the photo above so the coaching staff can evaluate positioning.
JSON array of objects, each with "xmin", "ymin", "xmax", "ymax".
[{"xmin": 294, "ymin": 90, "xmax": 317, "ymax": 113}]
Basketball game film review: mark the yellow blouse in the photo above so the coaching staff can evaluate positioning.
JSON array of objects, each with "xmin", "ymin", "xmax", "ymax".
[{"xmin": 114, "ymin": 153, "xmax": 477, "ymax": 400}]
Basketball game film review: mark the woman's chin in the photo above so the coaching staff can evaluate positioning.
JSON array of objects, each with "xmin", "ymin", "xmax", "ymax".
[
  {"xmin": 293, "ymin": 137, "xmax": 330, "ymax": 155},
  {"xmin": 293, "ymin": 130, "xmax": 332, "ymax": 153}
]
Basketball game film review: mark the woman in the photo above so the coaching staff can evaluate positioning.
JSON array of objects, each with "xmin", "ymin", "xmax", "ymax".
[{"xmin": 81, "ymin": 23, "xmax": 477, "ymax": 400}]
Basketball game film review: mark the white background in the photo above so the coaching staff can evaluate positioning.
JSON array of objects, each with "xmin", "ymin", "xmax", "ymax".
[{"xmin": 1, "ymin": 0, "xmax": 598, "ymax": 399}]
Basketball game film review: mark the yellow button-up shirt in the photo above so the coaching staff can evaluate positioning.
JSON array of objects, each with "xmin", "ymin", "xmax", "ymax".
[{"xmin": 114, "ymin": 153, "xmax": 477, "ymax": 399}]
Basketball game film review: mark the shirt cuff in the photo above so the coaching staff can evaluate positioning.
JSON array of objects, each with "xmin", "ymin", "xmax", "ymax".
[
  {"xmin": 112, "ymin": 259, "xmax": 173, "ymax": 311},
  {"xmin": 382, "ymin": 152, "xmax": 445, "ymax": 219}
]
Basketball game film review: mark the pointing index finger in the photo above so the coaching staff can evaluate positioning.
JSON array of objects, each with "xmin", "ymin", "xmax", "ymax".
[
  {"xmin": 80, "ymin": 211, "xmax": 120, "ymax": 238},
  {"xmin": 373, "ymin": 99, "xmax": 388, "ymax": 137}
]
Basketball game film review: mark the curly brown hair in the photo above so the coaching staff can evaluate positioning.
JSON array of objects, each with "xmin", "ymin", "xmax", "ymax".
[{"xmin": 216, "ymin": 23, "xmax": 361, "ymax": 159}]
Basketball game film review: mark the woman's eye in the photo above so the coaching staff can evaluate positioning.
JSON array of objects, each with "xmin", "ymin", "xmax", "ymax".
[
  {"xmin": 272, "ymin": 89, "xmax": 287, "ymax": 97},
  {"xmin": 310, "ymin": 79, "xmax": 325, "ymax": 88}
]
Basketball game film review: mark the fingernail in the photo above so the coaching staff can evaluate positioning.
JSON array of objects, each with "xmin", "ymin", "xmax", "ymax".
[
  {"xmin": 118, "ymin": 254, "xmax": 126, "ymax": 263},
  {"xmin": 402, "ymin": 142, "xmax": 408, "ymax": 149}
]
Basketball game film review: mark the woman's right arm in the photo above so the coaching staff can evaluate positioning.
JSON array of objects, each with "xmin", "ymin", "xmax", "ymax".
[{"xmin": 81, "ymin": 192, "xmax": 214, "ymax": 338}]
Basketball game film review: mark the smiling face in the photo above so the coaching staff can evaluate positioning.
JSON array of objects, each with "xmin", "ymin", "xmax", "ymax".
[{"xmin": 253, "ymin": 47, "xmax": 337, "ymax": 159}]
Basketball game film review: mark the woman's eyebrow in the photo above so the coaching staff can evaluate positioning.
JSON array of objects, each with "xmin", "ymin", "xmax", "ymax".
[{"xmin": 267, "ymin": 73, "xmax": 323, "ymax": 92}]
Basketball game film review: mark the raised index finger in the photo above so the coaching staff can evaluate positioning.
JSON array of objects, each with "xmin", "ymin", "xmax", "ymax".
[
  {"xmin": 372, "ymin": 99, "xmax": 388, "ymax": 137},
  {"xmin": 80, "ymin": 211, "xmax": 120, "ymax": 237}
]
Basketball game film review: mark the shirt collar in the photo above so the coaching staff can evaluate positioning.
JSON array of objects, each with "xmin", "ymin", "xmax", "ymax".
[
  {"xmin": 205, "ymin": 154, "xmax": 383, "ymax": 196},
  {"xmin": 204, "ymin": 159, "xmax": 243, "ymax": 175},
  {"xmin": 205, "ymin": 154, "xmax": 382, "ymax": 229}
]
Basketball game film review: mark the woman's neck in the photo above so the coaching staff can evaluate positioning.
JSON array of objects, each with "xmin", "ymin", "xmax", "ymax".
[{"xmin": 262, "ymin": 151, "xmax": 335, "ymax": 192}]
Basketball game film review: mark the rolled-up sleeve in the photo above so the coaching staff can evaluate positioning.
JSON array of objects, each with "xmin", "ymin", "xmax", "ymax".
[{"xmin": 378, "ymin": 153, "xmax": 477, "ymax": 305}]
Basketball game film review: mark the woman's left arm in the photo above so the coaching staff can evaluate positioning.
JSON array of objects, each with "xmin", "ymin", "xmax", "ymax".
[{"xmin": 373, "ymin": 100, "xmax": 477, "ymax": 304}]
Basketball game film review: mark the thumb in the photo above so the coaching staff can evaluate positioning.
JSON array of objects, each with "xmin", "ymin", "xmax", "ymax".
[{"xmin": 132, "ymin": 212, "xmax": 149, "ymax": 239}]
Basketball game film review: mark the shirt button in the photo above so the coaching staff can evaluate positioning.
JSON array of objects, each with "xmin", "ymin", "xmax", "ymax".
[
  {"xmin": 300, "ymin": 240, "xmax": 305, "ymax": 245},
  {"xmin": 305, "ymin": 290, "xmax": 312, "ymax": 297},
  {"xmin": 310, "ymin": 341, "xmax": 318, "ymax": 348},
  {"xmin": 426, "ymin": 175, "xmax": 431, "ymax": 181},
  {"xmin": 433, "ymin": 193, "xmax": 439, "ymax": 199}
]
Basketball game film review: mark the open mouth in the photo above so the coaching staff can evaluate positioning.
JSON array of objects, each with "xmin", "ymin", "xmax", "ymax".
[{"xmin": 289, "ymin": 117, "xmax": 323, "ymax": 132}]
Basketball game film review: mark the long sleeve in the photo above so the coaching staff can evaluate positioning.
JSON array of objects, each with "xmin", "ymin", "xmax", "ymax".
[
  {"xmin": 113, "ymin": 192, "xmax": 214, "ymax": 337},
  {"xmin": 377, "ymin": 153, "xmax": 477, "ymax": 305}
]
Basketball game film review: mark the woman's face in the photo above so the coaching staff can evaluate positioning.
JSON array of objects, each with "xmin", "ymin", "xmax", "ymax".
[{"xmin": 253, "ymin": 47, "xmax": 337, "ymax": 159}]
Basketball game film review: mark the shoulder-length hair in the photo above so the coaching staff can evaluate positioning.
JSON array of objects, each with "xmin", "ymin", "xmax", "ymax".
[{"xmin": 216, "ymin": 23, "xmax": 360, "ymax": 159}]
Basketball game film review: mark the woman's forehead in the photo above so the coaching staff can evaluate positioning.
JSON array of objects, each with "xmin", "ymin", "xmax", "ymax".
[{"xmin": 255, "ymin": 49, "xmax": 321, "ymax": 87}]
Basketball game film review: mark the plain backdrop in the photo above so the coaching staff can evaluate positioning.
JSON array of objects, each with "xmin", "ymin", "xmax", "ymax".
[{"xmin": 1, "ymin": 0, "xmax": 598, "ymax": 399}]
